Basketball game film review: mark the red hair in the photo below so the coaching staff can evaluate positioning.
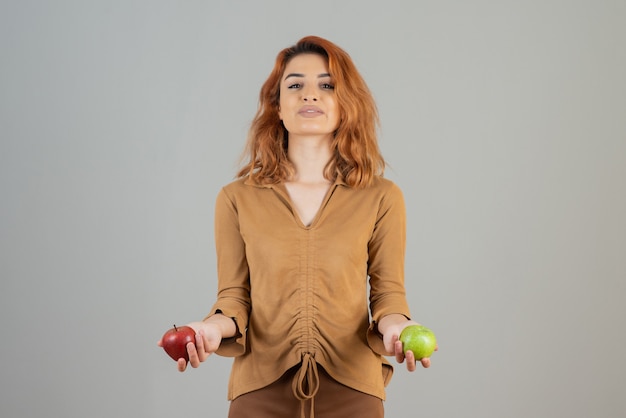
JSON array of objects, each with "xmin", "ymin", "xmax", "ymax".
[{"xmin": 238, "ymin": 36, "xmax": 385, "ymax": 188}]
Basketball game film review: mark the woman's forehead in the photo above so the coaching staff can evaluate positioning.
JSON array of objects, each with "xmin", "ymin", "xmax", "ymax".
[{"xmin": 283, "ymin": 53, "xmax": 330, "ymax": 76}]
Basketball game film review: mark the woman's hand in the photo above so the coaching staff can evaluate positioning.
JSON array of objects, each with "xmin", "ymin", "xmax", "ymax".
[
  {"xmin": 157, "ymin": 314, "xmax": 236, "ymax": 372},
  {"xmin": 377, "ymin": 314, "xmax": 437, "ymax": 372}
]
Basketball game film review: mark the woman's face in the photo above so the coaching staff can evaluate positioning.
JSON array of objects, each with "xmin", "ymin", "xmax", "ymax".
[{"xmin": 278, "ymin": 53, "xmax": 340, "ymax": 140}]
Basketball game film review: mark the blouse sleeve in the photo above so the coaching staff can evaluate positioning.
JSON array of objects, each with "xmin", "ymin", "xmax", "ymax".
[
  {"xmin": 366, "ymin": 182, "xmax": 412, "ymax": 355},
  {"xmin": 204, "ymin": 187, "xmax": 250, "ymax": 357}
]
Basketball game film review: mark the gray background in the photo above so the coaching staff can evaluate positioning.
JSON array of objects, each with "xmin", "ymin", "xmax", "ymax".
[{"xmin": 1, "ymin": 1, "xmax": 625, "ymax": 417}]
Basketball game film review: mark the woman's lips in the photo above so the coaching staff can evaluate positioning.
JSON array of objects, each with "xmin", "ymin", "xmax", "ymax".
[{"xmin": 298, "ymin": 105, "xmax": 323, "ymax": 117}]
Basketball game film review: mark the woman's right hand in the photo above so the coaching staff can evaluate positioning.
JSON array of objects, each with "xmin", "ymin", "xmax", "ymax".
[
  {"xmin": 158, "ymin": 313, "xmax": 237, "ymax": 372},
  {"xmin": 157, "ymin": 320, "xmax": 224, "ymax": 372},
  {"xmin": 180, "ymin": 321, "xmax": 223, "ymax": 371}
]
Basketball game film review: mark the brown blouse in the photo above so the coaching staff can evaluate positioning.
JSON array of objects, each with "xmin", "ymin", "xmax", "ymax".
[{"xmin": 206, "ymin": 175, "xmax": 411, "ymax": 401}]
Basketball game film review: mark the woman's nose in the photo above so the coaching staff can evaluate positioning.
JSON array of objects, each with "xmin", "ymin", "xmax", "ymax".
[{"xmin": 302, "ymin": 88, "xmax": 318, "ymax": 101}]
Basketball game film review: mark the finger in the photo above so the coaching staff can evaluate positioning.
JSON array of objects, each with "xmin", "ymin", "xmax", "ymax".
[
  {"xmin": 394, "ymin": 340, "xmax": 405, "ymax": 364},
  {"xmin": 156, "ymin": 339, "xmax": 162, "ymax": 347},
  {"xmin": 187, "ymin": 341, "xmax": 201, "ymax": 368},
  {"xmin": 420, "ymin": 357, "xmax": 431, "ymax": 368},
  {"xmin": 384, "ymin": 333, "xmax": 396, "ymax": 356},
  {"xmin": 405, "ymin": 350, "xmax": 416, "ymax": 372},
  {"xmin": 195, "ymin": 331, "xmax": 209, "ymax": 361},
  {"xmin": 177, "ymin": 358, "xmax": 187, "ymax": 372}
]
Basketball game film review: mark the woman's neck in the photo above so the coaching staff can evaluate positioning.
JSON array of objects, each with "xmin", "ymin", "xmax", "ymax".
[{"xmin": 286, "ymin": 135, "xmax": 333, "ymax": 184}]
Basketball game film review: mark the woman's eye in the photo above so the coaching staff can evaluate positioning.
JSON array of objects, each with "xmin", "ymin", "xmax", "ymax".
[
  {"xmin": 288, "ymin": 83, "xmax": 301, "ymax": 89},
  {"xmin": 321, "ymin": 83, "xmax": 335, "ymax": 90}
]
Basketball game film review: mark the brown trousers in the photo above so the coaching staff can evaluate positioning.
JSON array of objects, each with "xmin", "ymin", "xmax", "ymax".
[{"xmin": 228, "ymin": 365, "xmax": 384, "ymax": 418}]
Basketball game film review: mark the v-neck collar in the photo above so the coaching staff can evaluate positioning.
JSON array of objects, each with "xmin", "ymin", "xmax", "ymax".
[{"xmin": 245, "ymin": 176, "xmax": 347, "ymax": 229}]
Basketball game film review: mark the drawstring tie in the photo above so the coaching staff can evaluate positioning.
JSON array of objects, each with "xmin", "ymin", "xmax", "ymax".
[{"xmin": 292, "ymin": 353, "xmax": 319, "ymax": 418}]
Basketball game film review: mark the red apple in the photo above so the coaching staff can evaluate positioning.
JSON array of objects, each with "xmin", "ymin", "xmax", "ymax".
[{"xmin": 161, "ymin": 325, "xmax": 196, "ymax": 362}]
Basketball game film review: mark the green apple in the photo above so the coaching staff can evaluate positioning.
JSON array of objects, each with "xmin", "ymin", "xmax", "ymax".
[{"xmin": 399, "ymin": 325, "xmax": 437, "ymax": 360}]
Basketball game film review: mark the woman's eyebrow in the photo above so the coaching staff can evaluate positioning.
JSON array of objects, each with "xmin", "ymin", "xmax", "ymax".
[{"xmin": 283, "ymin": 72, "xmax": 331, "ymax": 81}]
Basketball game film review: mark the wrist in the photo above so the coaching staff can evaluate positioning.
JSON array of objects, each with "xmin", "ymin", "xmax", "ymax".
[
  {"xmin": 204, "ymin": 313, "xmax": 237, "ymax": 339},
  {"xmin": 378, "ymin": 313, "xmax": 413, "ymax": 336}
]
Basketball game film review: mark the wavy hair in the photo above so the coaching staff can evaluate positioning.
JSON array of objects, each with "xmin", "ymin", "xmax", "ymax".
[{"xmin": 238, "ymin": 35, "xmax": 385, "ymax": 188}]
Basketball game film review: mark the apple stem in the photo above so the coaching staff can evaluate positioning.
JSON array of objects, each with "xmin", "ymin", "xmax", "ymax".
[{"xmin": 173, "ymin": 324, "xmax": 178, "ymax": 331}]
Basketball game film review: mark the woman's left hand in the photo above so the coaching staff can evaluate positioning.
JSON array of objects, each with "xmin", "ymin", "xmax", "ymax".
[{"xmin": 377, "ymin": 314, "xmax": 437, "ymax": 372}]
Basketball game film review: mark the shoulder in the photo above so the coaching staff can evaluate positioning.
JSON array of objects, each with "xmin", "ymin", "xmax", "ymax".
[
  {"xmin": 338, "ymin": 177, "xmax": 405, "ymax": 213},
  {"xmin": 221, "ymin": 177, "xmax": 250, "ymax": 194},
  {"xmin": 222, "ymin": 176, "xmax": 277, "ymax": 192},
  {"xmin": 370, "ymin": 176, "xmax": 401, "ymax": 191},
  {"xmin": 218, "ymin": 176, "xmax": 276, "ymax": 206},
  {"xmin": 362, "ymin": 176, "xmax": 405, "ymax": 201}
]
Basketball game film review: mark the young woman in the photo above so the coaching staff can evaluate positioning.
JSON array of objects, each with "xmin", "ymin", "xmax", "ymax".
[{"xmin": 158, "ymin": 35, "xmax": 435, "ymax": 418}]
